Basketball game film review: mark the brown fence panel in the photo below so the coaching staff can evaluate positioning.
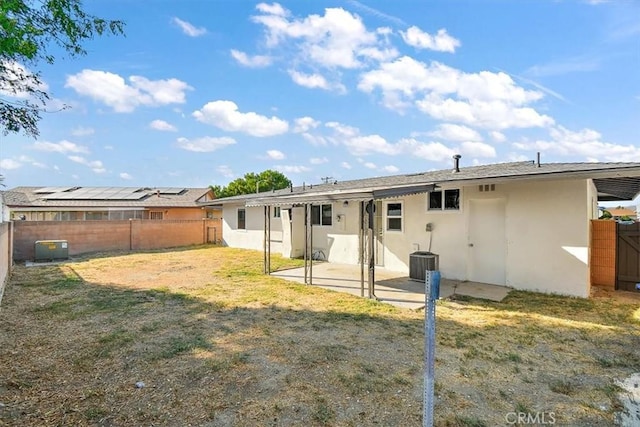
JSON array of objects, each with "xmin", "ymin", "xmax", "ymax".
[
  {"xmin": 590, "ymin": 220, "xmax": 616, "ymax": 290},
  {"xmin": 617, "ymin": 222, "xmax": 640, "ymax": 292}
]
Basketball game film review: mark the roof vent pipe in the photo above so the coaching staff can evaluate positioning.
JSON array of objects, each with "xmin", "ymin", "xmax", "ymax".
[
  {"xmin": 452, "ymin": 154, "xmax": 462, "ymax": 173},
  {"xmin": 290, "ymin": 182, "xmax": 293, "ymax": 192},
  {"xmin": 536, "ymin": 152, "xmax": 541, "ymax": 168}
]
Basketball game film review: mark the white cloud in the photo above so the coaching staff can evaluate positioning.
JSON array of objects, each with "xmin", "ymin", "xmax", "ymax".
[
  {"xmin": 382, "ymin": 165, "xmax": 399, "ymax": 173},
  {"xmin": 176, "ymin": 136, "xmax": 236, "ymax": 152},
  {"xmin": 267, "ymin": 149, "xmax": 285, "ymax": 160},
  {"xmin": 310, "ymin": 157, "xmax": 328, "ymax": 164},
  {"xmin": 416, "ymin": 94, "xmax": 553, "ymax": 130},
  {"xmin": 301, "ymin": 133, "xmax": 328, "ymax": 145},
  {"xmin": 288, "ymin": 70, "xmax": 329, "ymax": 89},
  {"xmin": 66, "ymin": 70, "xmax": 192, "ymax": 112},
  {"xmin": 149, "ymin": 119, "xmax": 177, "ymax": 132},
  {"xmin": 33, "ymin": 140, "xmax": 89, "ymax": 154},
  {"xmin": 217, "ymin": 165, "xmax": 235, "ymax": 178},
  {"xmin": 364, "ymin": 161, "xmax": 377, "ymax": 169},
  {"xmin": 172, "ymin": 17, "xmax": 207, "ymax": 37},
  {"xmin": 358, "ymin": 57, "xmax": 460, "ymax": 110},
  {"xmin": 276, "ymin": 165, "xmax": 311, "ymax": 173},
  {"xmin": 256, "ymin": 2, "xmax": 290, "ymax": 16},
  {"xmin": 343, "ymin": 134, "xmax": 399, "ymax": 156},
  {"xmin": 193, "ymin": 100, "xmax": 289, "ymax": 137},
  {"xmin": 68, "ymin": 155, "xmax": 106, "ymax": 173},
  {"xmin": 396, "ymin": 138, "xmax": 456, "ymax": 161},
  {"xmin": 460, "ymin": 141, "xmax": 497, "ymax": 158},
  {"xmin": 120, "ymin": 172, "xmax": 133, "ymax": 180},
  {"xmin": 341, "ymin": 162, "xmax": 352, "ymax": 169},
  {"xmin": 513, "ymin": 126, "xmax": 640, "ymax": 162},
  {"xmin": 293, "ymin": 116, "xmax": 321, "ymax": 133},
  {"xmin": 252, "ymin": 4, "xmax": 398, "ymax": 69},
  {"xmin": 17, "ymin": 155, "xmax": 46, "ymax": 168},
  {"xmin": 321, "ymin": 121, "xmax": 482, "ymax": 163},
  {"xmin": 288, "ymin": 70, "xmax": 346, "ymax": 93},
  {"xmin": 231, "ymin": 50, "xmax": 273, "ymax": 68},
  {"xmin": 359, "ymin": 56, "xmax": 552, "ymax": 129},
  {"xmin": 325, "ymin": 121, "xmax": 359, "ymax": 138},
  {"xmin": 71, "ymin": 126, "xmax": 94, "ymax": 137},
  {"xmin": 490, "ymin": 131, "xmax": 506, "ymax": 142},
  {"xmin": 401, "ymin": 26, "xmax": 460, "ymax": 53},
  {"xmin": 428, "ymin": 124, "xmax": 482, "ymax": 142},
  {"xmin": 0, "ymin": 159, "xmax": 21, "ymax": 170}
]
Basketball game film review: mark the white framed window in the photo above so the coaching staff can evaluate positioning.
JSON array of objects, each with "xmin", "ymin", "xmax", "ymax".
[
  {"xmin": 273, "ymin": 207, "xmax": 281, "ymax": 218},
  {"xmin": 149, "ymin": 211, "xmax": 164, "ymax": 220},
  {"xmin": 428, "ymin": 189, "xmax": 460, "ymax": 211},
  {"xmin": 386, "ymin": 202, "xmax": 403, "ymax": 232},
  {"xmin": 311, "ymin": 204, "xmax": 332, "ymax": 226},
  {"xmin": 237, "ymin": 208, "xmax": 246, "ymax": 230}
]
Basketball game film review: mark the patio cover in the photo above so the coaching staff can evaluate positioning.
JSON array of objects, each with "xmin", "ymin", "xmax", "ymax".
[{"xmin": 245, "ymin": 184, "xmax": 436, "ymax": 207}]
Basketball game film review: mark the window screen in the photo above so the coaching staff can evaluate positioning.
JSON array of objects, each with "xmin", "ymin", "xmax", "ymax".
[{"xmin": 237, "ymin": 208, "xmax": 246, "ymax": 229}]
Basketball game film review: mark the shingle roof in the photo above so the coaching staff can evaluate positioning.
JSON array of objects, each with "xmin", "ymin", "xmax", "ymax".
[
  {"xmin": 206, "ymin": 161, "xmax": 640, "ymax": 206},
  {"xmin": 2, "ymin": 186, "xmax": 213, "ymax": 208}
]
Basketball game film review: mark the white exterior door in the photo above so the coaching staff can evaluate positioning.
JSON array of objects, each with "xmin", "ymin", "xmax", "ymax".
[{"xmin": 467, "ymin": 198, "xmax": 506, "ymax": 285}]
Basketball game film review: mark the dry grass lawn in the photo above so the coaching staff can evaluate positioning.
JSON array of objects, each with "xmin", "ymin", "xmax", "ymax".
[{"xmin": 1, "ymin": 245, "xmax": 639, "ymax": 426}]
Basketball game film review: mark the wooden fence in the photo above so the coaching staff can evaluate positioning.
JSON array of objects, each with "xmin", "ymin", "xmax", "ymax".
[{"xmin": 590, "ymin": 220, "xmax": 616, "ymax": 290}]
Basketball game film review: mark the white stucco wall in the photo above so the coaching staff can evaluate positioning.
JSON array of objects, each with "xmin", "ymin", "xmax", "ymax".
[
  {"xmin": 502, "ymin": 179, "xmax": 592, "ymax": 297},
  {"xmin": 221, "ymin": 203, "xmax": 283, "ymax": 253}
]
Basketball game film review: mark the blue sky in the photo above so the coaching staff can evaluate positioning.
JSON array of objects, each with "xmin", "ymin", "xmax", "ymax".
[{"xmin": 1, "ymin": 0, "xmax": 639, "ymax": 191}]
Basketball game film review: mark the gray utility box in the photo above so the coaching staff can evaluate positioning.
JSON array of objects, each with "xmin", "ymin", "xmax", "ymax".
[
  {"xmin": 409, "ymin": 251, "xmax": 439, "ymax": 282},
  {"xmin": 35, "ymin": 240, "xmax": 69, "ymax": 261}
]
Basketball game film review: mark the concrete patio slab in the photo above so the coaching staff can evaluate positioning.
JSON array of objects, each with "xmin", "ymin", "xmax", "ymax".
[{"xmin": 271, "ymin": 262, "xmax": 511, "ymax": 309}]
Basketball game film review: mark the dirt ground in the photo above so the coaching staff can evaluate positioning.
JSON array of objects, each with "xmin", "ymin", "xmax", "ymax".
[{"xmin": 0, "ymin": 246, "xmax": 639, "ymax": 426}]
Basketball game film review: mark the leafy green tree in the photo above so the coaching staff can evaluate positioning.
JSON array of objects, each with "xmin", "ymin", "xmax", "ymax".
[
  {"xmin": 211, "ymin": 170, "xmax": 292, "ymax": 198},
  {"xmin": 1, "ymin": 0, "xmax": 125, "ymax": 137}
]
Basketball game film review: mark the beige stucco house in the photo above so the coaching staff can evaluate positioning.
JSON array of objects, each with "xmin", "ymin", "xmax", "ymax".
[
  {"xmin": 206, "ymin": 159, "xmax": 640, "ymax": 298},
  {"xmin": 3, "ymin": 186, "xmax": 217, "ymax": 221}
]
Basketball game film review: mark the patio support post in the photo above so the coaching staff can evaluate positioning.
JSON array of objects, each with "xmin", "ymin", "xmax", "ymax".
[
  {"xmin": 366, "ymin": 200, "xmax": 376, "ymax": 299},
  {"xmin": 359, "ymin": 201, "xmax": 365, "ymax": 297},
  {"xmin": 263, "ymin": 206, "xmax": 268, "ymax": 274},
  {"xmin": 310, "ymin": 205, "xmax": 313, "ymax": 285},
  {"xmin": 304, "ymin": 204, "xmax": 308, "ymax": 284},
  {"xmin": 266, "ymin": 205, "xmax": 271, "ymax": 274}
]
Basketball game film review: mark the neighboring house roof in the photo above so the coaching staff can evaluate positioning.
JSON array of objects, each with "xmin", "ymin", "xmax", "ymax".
[
  {"xmin": 606, "ymin": 207, "xmax": 637, "ymax": 218},
  {"xmin": 2, "ymin": 186, "xmax": 213, "ymax": 209},
  {"xmin": 205, "ymin": 160, "xmax": 640, "ymax": 207}
]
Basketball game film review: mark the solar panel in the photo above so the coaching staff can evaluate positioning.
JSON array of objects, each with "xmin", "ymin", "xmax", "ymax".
[
  {"xmin": 38, "ymin": 186, "xmax": 182, "ymax": 201},
  {"xmin": 119, "ymin": 193, "xmax": 148, "ymax": 200},
  {"xmin": 155, "ymin": 187, "xmax": 186, "ymax": 195},
  {"xmin": 34, "ymin": 186, "xmax": 76, "ymax": 194}
]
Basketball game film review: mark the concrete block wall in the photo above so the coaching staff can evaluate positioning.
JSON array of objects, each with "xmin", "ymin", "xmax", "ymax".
[
  {"xmin": 590, "ymin": 220, "xmax": 616, "ymax": 290},
  {"xmin": 0, "ymin": 222, "xmax": 13, "ymax": 305},
  {"xmin": 12, "ymin": 219, "xmax": 222, "ymax": 261}
]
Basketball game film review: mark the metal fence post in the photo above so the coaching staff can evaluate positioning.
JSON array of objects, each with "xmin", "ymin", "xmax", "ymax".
[{"xmin": 423, "ymin": 268, "xmax": 440, "ymax": 427}]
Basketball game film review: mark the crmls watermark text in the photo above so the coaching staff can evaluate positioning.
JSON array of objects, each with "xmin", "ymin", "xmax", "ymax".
[{"xmin": 505, "ymin": 411, "xmax": 556, "ymax": 425}]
